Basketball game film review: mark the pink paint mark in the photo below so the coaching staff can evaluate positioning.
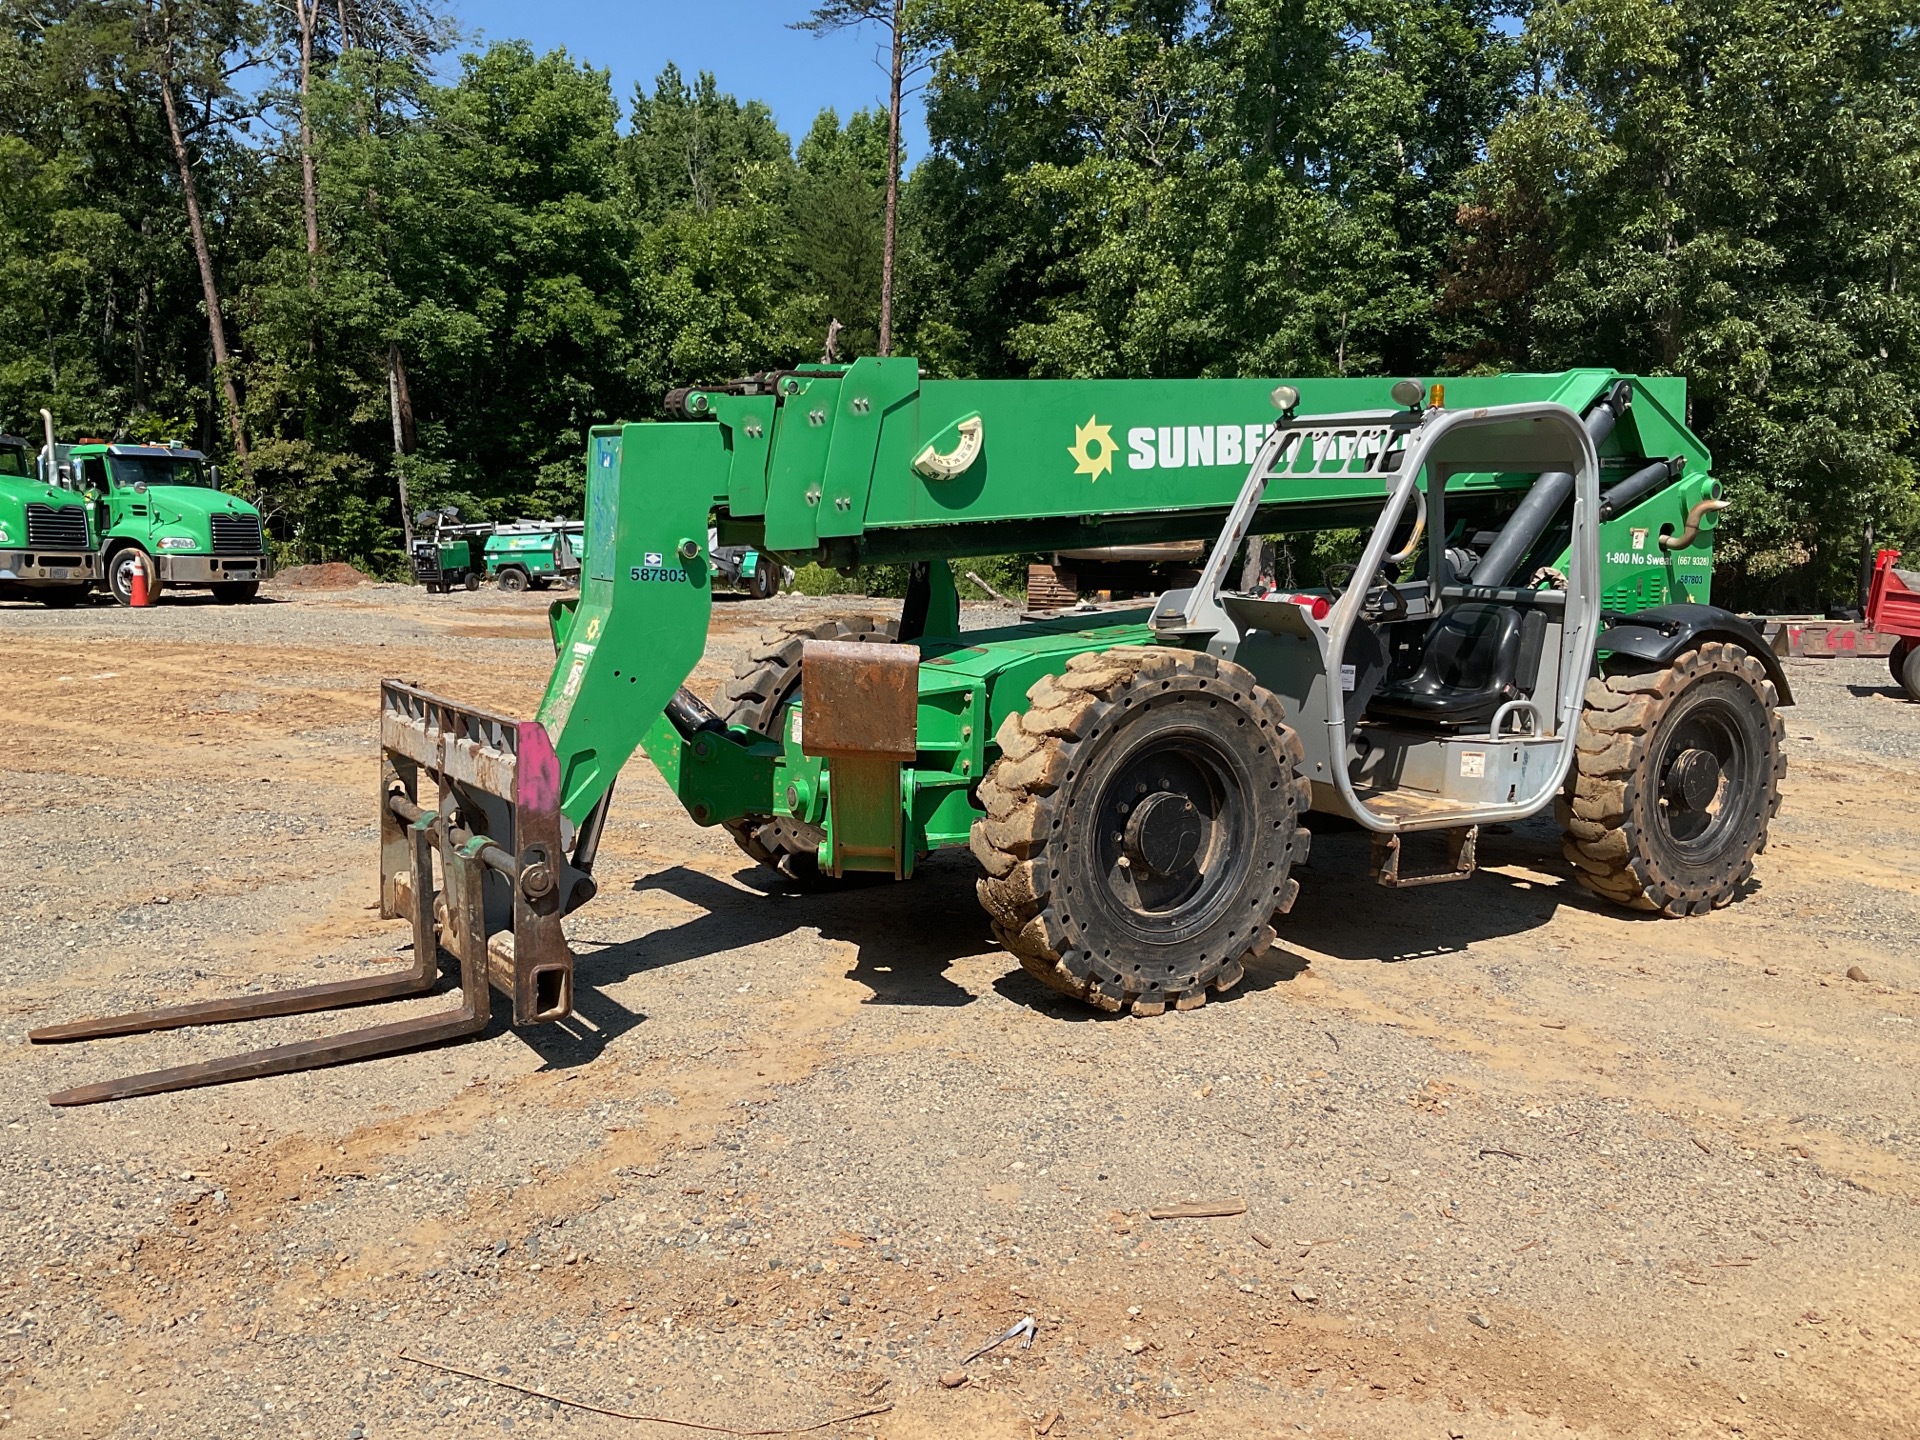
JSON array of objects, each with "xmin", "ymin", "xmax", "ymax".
[{"xmin": 517, "ymin": 721, "xmax": 563, "ymax": 815}]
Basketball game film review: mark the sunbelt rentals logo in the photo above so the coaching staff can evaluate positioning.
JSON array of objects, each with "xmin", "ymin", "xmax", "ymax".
[{"xmin": 1072, "ymin": 415, "xmax": 1283, "ymax": 478}]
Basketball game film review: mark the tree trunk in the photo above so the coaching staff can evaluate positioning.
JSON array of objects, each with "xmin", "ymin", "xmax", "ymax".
[
  {"xmin": 154, "ymin": 10, "xmax": 247, "ymax": 460},
  {"xmin": 388, "ymin": 342, "xmax": 416, "ymax": 552},
  {"xmin": 132, "ymin": 274, "xmax": 150, "ymax": 414},
  {"xmin": 295, "ymin": 0, "xmax": 320, "ymax": 285},
  {"xmin": 877, "ymin": 0, "xmax": 903, "ymax": 357}
]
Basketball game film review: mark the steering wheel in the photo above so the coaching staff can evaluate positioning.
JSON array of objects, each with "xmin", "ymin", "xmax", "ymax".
[{"xmin": 1324, "ymin": 562, "xmax": 1409, "ymax": 621}]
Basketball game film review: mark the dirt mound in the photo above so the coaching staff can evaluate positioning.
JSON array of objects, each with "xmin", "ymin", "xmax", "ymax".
[{"xmin": 274, "ymin": 561, "xmax": 372, "ymax": 589}]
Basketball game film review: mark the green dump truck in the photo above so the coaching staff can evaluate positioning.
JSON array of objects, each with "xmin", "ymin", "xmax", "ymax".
[
  {"xmin": 0, "ymin": 430, "xmax": 96, "ymax": 606},
  {"xmin": 61, "ymin": 441, "xmax": 271, "ymax": 604},
  {"xmin": 483, "ymin": 522, "xmax": 580, "ymax": 591}
]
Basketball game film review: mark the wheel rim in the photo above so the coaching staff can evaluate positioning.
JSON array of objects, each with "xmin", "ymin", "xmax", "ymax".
[
  {"xmin": 1651, "ymin": 686, "xmax": 1755, "ymax": 857},
  {"xmin": 112, "ymin": 553, "xmax": 143, "ymax": 600},
  {"xmin": 1088, "ymin": 730, "xmax": 1254, "ymax": 942}
]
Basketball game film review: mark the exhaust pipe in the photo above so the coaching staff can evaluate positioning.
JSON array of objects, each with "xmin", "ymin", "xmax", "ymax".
[
  {"xmin": 39, "ymin": 407, "xmax": 55, "ymax": 486},
  {"xmin": 1660, "ymin": 497, "xmax": 1731, "ymax": 552},
  {"xmin": 1472, "ymin": 381, "xmax": 1633, "ymax": 588}
]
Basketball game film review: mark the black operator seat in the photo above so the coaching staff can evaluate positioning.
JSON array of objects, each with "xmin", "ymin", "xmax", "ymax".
[{"xmin": 1367, "ymin": 603, "xmax": 1547, "ymax": 729}]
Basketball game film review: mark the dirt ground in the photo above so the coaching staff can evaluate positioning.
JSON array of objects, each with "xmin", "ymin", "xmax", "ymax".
[{"xmin": 1, "ymin": 581, "xmax": 1916, "ymax": 1440}]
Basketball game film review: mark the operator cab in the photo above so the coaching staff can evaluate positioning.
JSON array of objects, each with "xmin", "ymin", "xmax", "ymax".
[{"xmin": 1151, "ymin": 381, "xmax": 1612, "ymax": 879}]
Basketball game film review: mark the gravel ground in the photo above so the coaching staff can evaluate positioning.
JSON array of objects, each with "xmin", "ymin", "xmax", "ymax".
[{"xmin": 0, "ymin": 582, "xmax": 1915, "ymax": 1440}]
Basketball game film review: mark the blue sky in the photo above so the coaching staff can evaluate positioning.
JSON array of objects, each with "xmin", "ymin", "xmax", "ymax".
[{"xmin": 445, "ymin": 0, "xmax": 929, "ymax": 157}]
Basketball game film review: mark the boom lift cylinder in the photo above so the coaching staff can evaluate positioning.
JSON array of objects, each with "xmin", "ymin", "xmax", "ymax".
[
  {"xmin": 1599, "ymin": 458, "xmax": 1682, "ymax": 522},
  {"xmin": 1471, "ymin": 382, "xmax": 1631, "ymax": 588}
]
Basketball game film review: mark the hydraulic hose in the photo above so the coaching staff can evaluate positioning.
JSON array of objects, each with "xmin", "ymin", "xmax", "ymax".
[{"xmin": 1472, "ymin": 381, "xmax": 1633, "ymax": 588}]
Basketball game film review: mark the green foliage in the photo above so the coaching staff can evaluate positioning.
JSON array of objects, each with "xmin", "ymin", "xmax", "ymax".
[
  {"xmin": 789, "ymin": 554, "xmax": 1034, "ymax": 600},
  {"xmin": 0, "ymin": 0, "xmax": 1913, "ymax": 607},
  {"xmin": 1445, "ymin": 0, "xmax": 1920, "ymax": 606}
]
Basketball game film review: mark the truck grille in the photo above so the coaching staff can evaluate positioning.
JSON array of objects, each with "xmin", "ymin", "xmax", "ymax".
[
  {"xmin": 209, "ymin": 512, "xmax": 263, "ymax": 555},
  {"xmin": 25, "ymin": 504, "xmax": 88, "ymax": 550}
]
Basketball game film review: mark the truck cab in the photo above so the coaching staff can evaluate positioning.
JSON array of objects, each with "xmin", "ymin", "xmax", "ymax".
[
  {"xmin": 0, "ymin": 434, "xmax": 97, "ymax": 607},
  {"xmin": 65, "ymin": 441, "xmax": 271, "ymax": 605}
]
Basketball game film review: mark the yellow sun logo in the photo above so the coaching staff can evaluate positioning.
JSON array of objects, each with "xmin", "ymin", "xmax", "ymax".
[{"xmin": 1068, "ymin": 416, "xmax": 1116, "ymax": 481}]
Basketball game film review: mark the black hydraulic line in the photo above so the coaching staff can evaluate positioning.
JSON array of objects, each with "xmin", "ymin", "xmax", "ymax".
[
  {"xmin": 1472, "ymin": 381, "xmax": 1633, "ymax": 589},
  {"xmin": 570, "ymin": 780, "xmax": 615, "ymax": 877},
  {"xmin": 1598, "ymin": 457, "xmax": 1683, "ymax": 521}
]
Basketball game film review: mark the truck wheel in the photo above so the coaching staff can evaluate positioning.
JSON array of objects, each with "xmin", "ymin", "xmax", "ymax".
[
  {"xmin": 211, "ymin": 582, "xmax": 259, "ymax": 604},
  {"xmin": 498, "ymin": 567, "xmax": 529, "ymax": 593},
  {"xmin": 1561, "ymin": 641, "xmax": 1786, "ymax": 915},
  {"xmin": 750, "ymin": 563, "xmax": 780, "ymax": 600},
  {"xmin": 712, "ymin": 615, "xmax": 900, "ymax": 879},
  {"xmin": 36, "ymin": 584, "xmax": 90, "ymax": 609},
  {"xmin": 107, "ymin": 548, "xmax": 159, "ymax": 607},
  {"xmin": 464, "ymin": 572, "xmax": 482, "ymax": 592},
  {"xmin": 1893, "ymin": 638, "xmax": 1920, "ymax": 702},
  {"xmin": 973, "ymin": 648, "xmax": 1310, "ymax": 1016}
]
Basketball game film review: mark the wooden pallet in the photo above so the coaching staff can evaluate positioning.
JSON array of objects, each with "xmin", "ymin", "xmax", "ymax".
[{"xmin": 1025, "ymin": 563, "xmax": 1079, "ymax": 611}]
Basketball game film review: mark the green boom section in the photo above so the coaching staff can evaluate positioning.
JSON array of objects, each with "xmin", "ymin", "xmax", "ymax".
[
  {"xmin": 538, "ymin": 422, "xmax": 724, "ymax": 821},
  {"xmin": 536, "ymin": 362, "xmax": 1714, "ymax": 831}
]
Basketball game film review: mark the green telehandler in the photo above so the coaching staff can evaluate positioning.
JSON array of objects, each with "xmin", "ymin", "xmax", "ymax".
[{"xmin": 35, "ymin": 361, "xmax": 1789, "ymax": 1104}]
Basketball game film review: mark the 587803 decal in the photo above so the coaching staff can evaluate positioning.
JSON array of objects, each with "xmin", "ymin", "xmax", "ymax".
[{"xmin": 631, "ymin": 549, "xmax": 691, "ymax": 584}]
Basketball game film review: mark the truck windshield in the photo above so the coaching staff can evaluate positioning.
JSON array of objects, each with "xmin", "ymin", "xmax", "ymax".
[
  {"xmin": 111, "ymin": 455, "xmax": 207, "ymax": 488},
  {"xmin": 0, "ymin": 447, "xmax": 28, "ymax": 478}
]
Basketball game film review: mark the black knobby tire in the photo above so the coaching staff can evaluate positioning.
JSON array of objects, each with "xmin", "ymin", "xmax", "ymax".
[
  {"xmin": 713, "ymin": 615, "xmax": 900, "ymax": 878},
  {"xmin": 211, "ymin": 581, "xmax": 259, "ymax": 604},
  {"xmin": 1894, "ymin": 638, "xmax": 1920, "ymax": 703},
  {"xmin": 498, "ymin": 567, "xmax": 529, "ymax": 593},
  {"xmin": 1560, "ymin": 641, "xmax": 1786, "ymax": 916},
  {"xmin": 972, "ymin": 647, "xmax": 1311, "ymax": 1016},
  {"xmin": 107, "ymin": 548, "xmax": 158, "ymax": 607}
]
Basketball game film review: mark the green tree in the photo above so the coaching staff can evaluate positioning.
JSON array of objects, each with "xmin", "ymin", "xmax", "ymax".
[
  {"xmin": 912, "ymin": 0, "xmax": 1522, "ymax": 379},
  {"xmin": 789, "ymin": 106, "xmax": 889, "ymax": 356},
  {"xmin": 1449, "ymin": 0, "xmax": 1920, "ymax": 606}
]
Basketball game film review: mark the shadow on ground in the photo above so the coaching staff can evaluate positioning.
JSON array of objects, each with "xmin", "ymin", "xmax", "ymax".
[{"xmin": 502, "ymin": 801, "xmax": 1736, "ymax": 1069}]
